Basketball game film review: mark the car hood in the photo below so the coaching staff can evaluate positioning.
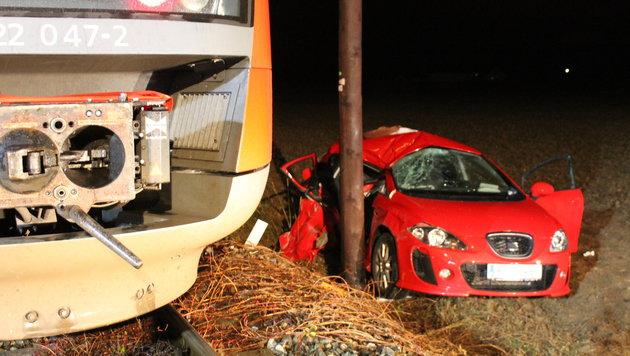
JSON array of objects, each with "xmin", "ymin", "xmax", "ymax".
[{"xmin": 393, "ymin": 193, "xmax": 560, "ymax": 243}]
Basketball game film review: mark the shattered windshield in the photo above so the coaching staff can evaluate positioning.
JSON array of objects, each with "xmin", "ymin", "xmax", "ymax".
[{"xmin": 392, "ymin": 147, "xmax": 523, "ymax": 201}]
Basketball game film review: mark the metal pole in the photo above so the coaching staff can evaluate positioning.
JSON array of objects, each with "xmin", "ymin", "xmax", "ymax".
[
  {"xmin": 338, "ymin": 0, "xmax": 364, "ymax": 287},
  {"xmin": 55, "ymin": 204, "xmax": 143, "ymax": 269}
]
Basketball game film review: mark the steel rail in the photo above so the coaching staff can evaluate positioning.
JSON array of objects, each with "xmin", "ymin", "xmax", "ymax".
[{"xmin": 153, "ymin": 305, "xmax": 217, "ymax": 356}]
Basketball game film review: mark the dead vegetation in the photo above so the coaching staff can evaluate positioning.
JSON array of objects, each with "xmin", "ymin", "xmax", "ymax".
[
  {"xmin": 397, "ymin": 297, "xmax": 580, "ymax": 356},
  {"xmin": 22, "ymin": 317, "xmax": 172, "ymax": 355},
  {"xmin": 172, "ymin": 242, "xmax": 488, "ymax": 355},
  {"xmin": 30, "ymin": 241, "xmax": 492, "ymax": 355}
]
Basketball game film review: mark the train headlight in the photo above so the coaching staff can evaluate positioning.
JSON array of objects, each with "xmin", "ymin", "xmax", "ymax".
[
  {"xmin": 138, "ymin": 0, "xmax": 169, "ymax": 7},
  {"xmin": 180, "ymin": 0, "xmax": 210, "ymax": 11}
]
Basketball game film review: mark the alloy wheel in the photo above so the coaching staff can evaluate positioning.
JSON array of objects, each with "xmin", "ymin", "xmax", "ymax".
[{"xmin": 373, "ymin": 239, "xmax": 394, "ymax": 290}]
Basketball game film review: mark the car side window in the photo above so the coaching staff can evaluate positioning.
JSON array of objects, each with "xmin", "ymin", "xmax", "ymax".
[
  {"xmin": 363, "ymin": 164, "xmax": 382, "ymax": 184},
  {"xmin": 328, "ymin": 154, "xmax": 382, "ymax": 185}
]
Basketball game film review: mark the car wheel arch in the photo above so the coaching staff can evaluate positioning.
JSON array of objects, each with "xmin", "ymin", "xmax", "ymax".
[
  {"xmin": 367, "ymin": 225, "xmax": 397, "ymax": 272},
  {"xmin": 370, "ymin": 229, "xmax": 408, "ymax": 299},
  {"xmin": 375, "ymin": 225, "xmax": 394, "ymax": 239}
]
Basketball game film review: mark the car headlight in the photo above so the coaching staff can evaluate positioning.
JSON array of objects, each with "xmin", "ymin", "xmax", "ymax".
[
  {"xmin": 408, "ymin": 225, "xmax": 466, "ymax": 250},
  {"xmin": 549, "ymin": 229, "xmax": 568, "ymax": 252}
]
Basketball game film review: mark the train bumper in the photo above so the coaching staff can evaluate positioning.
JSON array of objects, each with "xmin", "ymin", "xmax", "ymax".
[{"xmin": 0, "ymin": 166, "xmax": 268, "ymax": 340}]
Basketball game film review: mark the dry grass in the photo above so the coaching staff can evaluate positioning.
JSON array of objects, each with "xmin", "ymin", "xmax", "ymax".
[
  {"xmin": 397, "ymin": 297, "xmax": 583, "ymax": 356},
  {"xmin": 172, "ymin": 242, "xmax": 485, "ymax": 355},
  {"xmin": 30, "ymin": 317, "xmax": 171, "ymax": 355}
]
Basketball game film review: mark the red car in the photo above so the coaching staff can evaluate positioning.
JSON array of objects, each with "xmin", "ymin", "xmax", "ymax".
[{"xmin": 280, "ymin": 128, "xmax": 584, "ymax": 298}]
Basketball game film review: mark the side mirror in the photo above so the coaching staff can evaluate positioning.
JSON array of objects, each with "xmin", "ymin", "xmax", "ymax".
[{"xmin": 530, "ymin": 181, "xmax": 555, "ymax": 198}]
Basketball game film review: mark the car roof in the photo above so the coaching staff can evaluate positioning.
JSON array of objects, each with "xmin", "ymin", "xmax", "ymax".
[{"xmin": 327, "ymin": 130, "xmax": 481, "ymax": 169}]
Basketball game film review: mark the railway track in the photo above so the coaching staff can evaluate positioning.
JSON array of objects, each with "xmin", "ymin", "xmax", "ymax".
[
  {"xmin": 153, "ymin": 305, "xmax": 217, "ymax": 356},
  {"xmin": 0, "ymin": 305, "xmax": 217, "ymax": 355}
]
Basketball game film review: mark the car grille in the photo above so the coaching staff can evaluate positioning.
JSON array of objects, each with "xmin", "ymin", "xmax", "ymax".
[
  {"xmin": 486, "ymin": 233, "xmax": 534, "ymax": 258},
  {"xmin": 460, "ymin": 264, "xmax": 557, "ymax": 291}
]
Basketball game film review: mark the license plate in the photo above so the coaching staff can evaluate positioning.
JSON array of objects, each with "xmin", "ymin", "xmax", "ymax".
[{"xmin": 486, "ymin": 264, "xmax": 542, "ymax": 281}]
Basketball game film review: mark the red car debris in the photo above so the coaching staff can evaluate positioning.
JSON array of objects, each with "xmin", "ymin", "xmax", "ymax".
[{"xmin": 280, "ymin": 128, "xmax": 584, "ymax": 298}]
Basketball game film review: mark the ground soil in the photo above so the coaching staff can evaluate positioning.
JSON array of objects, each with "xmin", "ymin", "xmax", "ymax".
[{"xmin": 254, "ymin": 87, "xmax": 629, "ymax": 355}]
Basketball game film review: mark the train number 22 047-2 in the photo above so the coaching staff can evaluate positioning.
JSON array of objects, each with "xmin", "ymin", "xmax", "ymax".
[{"xmin": 0, "ymin": 23, "xmax": 128, "ymax": 48}]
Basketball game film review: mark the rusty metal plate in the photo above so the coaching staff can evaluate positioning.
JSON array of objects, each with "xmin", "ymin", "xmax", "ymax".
[{"xmin": 0, "ymin": 102, "xmax": 136, "ymax": 212}]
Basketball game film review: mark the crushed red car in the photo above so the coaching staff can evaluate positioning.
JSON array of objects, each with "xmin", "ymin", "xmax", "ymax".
[{"xmin": 280, "ymin": 128, "xmax": 584, "ymax": 298}]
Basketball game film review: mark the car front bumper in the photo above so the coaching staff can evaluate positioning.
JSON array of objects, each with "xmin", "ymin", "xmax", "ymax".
[{"xmin": 395, "ymin": 235, "xmax": 572, "ymax": 297}]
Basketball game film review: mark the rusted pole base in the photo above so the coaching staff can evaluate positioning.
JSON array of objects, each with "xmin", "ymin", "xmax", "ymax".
[{"xmin": 338, "ymin": 0, "xmax": 365, "ymax": 287}]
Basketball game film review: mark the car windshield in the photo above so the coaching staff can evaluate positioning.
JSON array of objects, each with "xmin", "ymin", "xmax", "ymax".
[{"xmin": 392, "ymin": 147, "xmax": 523, "ymax": 201}]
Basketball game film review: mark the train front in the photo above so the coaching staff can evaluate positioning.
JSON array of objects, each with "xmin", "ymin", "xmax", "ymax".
[{"xmin": 0, "ymin": 0, "xmax": 272, "ymax": 339}]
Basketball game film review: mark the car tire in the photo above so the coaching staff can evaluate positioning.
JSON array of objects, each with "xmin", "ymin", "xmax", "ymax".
[{"xmin": 371, "ymin": 232, "xmax": 406, "ymax": 299}]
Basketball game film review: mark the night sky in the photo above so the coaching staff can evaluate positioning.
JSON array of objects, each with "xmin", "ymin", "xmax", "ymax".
[{"xmin": 270, "ymin": 1, "xmax": 630, "ymax": 96}]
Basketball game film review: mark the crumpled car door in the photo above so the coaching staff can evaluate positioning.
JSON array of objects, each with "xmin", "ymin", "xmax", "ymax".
[{"xmin": 279, "ymin": 197, "xmax": 328, "ymax": 261}]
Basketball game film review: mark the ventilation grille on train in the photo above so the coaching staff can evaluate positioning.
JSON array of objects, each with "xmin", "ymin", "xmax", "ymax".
[{"xmin": 170, "ymin": 92, "xmax": 231, "ymax": 151}]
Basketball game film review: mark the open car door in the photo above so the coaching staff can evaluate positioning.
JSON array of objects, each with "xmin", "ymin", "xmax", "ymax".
[
  {"xmin": 524, "ymin": 155, "xmax": 584, "ymax": 253},
  {"xmin": 534, "ymin": 188, "xmax": 584, "ymax": 253},
  {"xmin": 281, "ymin": 153, "xmax": 319, "ymax": 197}
]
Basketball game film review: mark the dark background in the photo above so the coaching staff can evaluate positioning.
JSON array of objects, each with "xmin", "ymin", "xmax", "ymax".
[
  {"xmin": 265, "ymin": 4, "xmax": 629, "ymax": 352},
  {"xmin": 270, "ymin": 1, "xmax": 630, "ymax": 97}
]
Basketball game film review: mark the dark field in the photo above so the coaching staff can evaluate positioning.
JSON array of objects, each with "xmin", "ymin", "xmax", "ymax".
[{"xmin": 260, "ymin": 86, "xmax": 630, "ymax": 354}]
